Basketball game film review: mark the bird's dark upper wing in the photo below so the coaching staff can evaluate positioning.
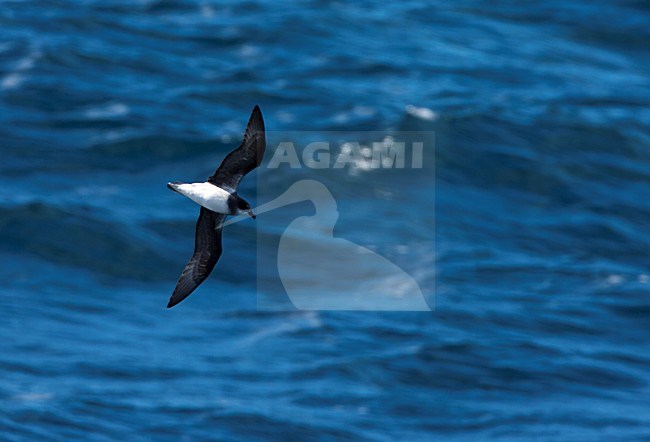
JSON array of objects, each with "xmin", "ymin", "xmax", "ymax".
[
  {"xmin": 208, "ymin": 105, "xmax": 266, "ymax": 192},
  {"xmin": 167, "ymin": 208, "xmax": 226, "ymax": 308}
]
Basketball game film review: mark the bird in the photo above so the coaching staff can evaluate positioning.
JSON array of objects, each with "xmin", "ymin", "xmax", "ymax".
[{"xmin": 166, "ymin": 106, "xmax": 265, "ymax": 308}]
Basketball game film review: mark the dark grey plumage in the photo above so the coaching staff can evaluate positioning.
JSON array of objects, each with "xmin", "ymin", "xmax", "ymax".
[
  {"xmin": 167, "ymin": 208, "xmax": 225, "ymax": 308},
  {"xmin": 208, "ymin": 105, "xmax": 266, "ymax": 192},
  {"xmin": 167, "ymin": 106, "xmax": 266, "ymax": 308}
]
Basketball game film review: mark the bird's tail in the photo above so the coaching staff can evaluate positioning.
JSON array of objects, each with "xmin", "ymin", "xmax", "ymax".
[{"xmin": 167, "ymin": 182, "xmax": 183, "ymax": 194}]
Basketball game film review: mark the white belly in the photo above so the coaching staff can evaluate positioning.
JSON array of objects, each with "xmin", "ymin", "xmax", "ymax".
[{"xmin": 173, "ymin": 182, "xmax": 231, "ymax": 214}]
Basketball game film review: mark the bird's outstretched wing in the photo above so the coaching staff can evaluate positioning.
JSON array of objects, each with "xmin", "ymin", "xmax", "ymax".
[
  {"xmin": 208, "ymin": 105, "xmax": 266, "ymax": 192},
  {"xmin": 167, "ymin": 208, "xmax": 226, "ymax": 308}
]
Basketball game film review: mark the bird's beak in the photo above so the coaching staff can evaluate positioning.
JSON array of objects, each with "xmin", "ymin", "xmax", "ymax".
[{"xmin": 247, "ymin": 210, "xmax": 256, "ymax": 220}]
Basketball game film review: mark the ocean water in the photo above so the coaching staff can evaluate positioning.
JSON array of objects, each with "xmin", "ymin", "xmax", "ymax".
[{"xmin": 1, "ymin": 0, "xmax": 650, "ymax": 440}]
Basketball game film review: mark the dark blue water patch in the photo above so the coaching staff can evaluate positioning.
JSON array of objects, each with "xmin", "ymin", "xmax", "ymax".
[{"xmin": 0, "ymin": 202, "xmax": 179, "ymax": 281}]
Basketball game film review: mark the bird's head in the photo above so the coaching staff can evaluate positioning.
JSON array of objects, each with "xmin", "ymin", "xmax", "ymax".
[{"xmin": 235, "ymin": 198, "xmax": 256, "ymax": 219}]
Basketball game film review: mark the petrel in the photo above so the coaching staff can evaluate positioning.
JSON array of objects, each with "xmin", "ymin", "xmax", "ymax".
[{"xmin": 166, "ymin": 106, "xmax": 265, "ymax": 308}]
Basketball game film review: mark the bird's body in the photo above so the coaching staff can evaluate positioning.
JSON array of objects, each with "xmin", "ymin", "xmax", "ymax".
[
  {"xmin": 166, "ymin": 106, "xmax": 265, "ymax": 308},
  {"xmin": 167, "ymin": 182, "xmax": 233, "ymax": 215}
]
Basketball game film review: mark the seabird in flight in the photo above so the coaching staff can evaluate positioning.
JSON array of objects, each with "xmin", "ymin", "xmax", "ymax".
[{"xmin": 166, "ymin": 105, "xmax": 265, "ymax": 308}]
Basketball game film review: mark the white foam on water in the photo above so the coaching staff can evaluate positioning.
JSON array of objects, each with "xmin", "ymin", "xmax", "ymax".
[
  {"xmin": 405, "ymin": 104, "xmax": 438, "ymax": 121},
  {"xmin": 1, "ymin": 73, "xmax": 24, "ymax": 90},
  {"xmin": 84, "ymin": 103, "xmax": 130, "ymax": 119}
]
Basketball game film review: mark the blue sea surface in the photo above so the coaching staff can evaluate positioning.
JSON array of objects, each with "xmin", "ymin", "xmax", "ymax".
[{"xmin": 1, "ymin": 0, "xmax": 650, "ymax": 440}]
